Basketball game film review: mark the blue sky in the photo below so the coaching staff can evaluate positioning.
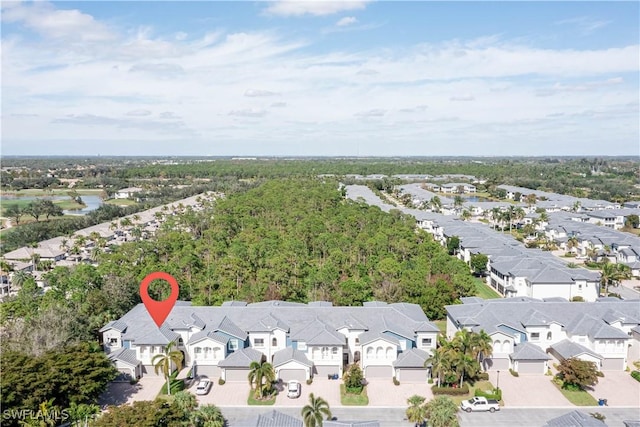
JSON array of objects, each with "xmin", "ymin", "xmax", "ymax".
[{"xmin": 1, "ymin": 1, "xmax": 638, "ymax": 156}]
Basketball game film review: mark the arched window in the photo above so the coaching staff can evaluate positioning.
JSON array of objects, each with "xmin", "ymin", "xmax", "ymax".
[
  {"xmin": 386, "ymin": 347, "xmax": 393, "ymax": 358},
  {"xmin": 376, "ymin": 346, "xmax": 383, "ymax": 359},
  {"xmin": 272, "ymin": 337, "xmax": 278, "ymax": 347},
  {"xmin": 355, "ymin": 338, "xmax": 360, "ymax": 345},
  {"xmin": 366, "ymin": 347, "xmax": 373, "ymax": 358},
  {"xmin": 546, "ymin": 332, "xmax": 552, "ymax": 341},
  {"xmin": 212, "ymin": 347, "xmax": 219, "ymax": 359},
  {"xmin": 502, "ymin": 340, "xmax": 510, "ymax": 353},
  {"xmin": 312, "ymin": 347, "xmax": 319, "ymax": 359},
  {"xmin": 494, "ymin": 340, "xmax": 501, "ymax": 352},
  {"xmin": 322, "ymin": 347, "xmax": 329, "ymax": 359}
]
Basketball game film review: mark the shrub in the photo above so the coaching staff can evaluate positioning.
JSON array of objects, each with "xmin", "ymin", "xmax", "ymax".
[
  {"xmin": 306, "ymin": 378, "xmax": 313, "ymax": 385},
  {"xmin": 427, "ymin": 378, "xmax": 434, "ymax": 384},
  {"xmin": 474, "ymin": 388, "xmax": 502, "ymax": 401},
  {"xmin": 545, "ymin": 369, "xmax": 552, "ymax": 376},
  {"xmin": 509, "ymin": 369, "xmax": 519, "ymax": 377},
  {"xmin": 218, "ymin": 378, "xmax": 226, "ymax": 386},
  {"xmin": 392, "ymin": 377, "xmax": 400, "ymax": 386},
  {"xmin": 631, "ymin": 371, "xmax": 640, "ymax": 382},
  {"xmin": 571, "ymin": 296, "xmax": 584, "ymax": 302},
  {"xmin": 431, "ymin": 384, "xmax": 470, "ymax": 396},
  {"xmin": 343, "ymin": 364, "xmax": 364, "ymax": 393},
  {"xmin": 596, "ymin": 371, "xmax": 604, "ymax": 377},
  {"xmin": 476, "ymin": 372, "xmax": 489, "ymax": 381},
  {"xmin": 129, "ymin": 378, "xmax": 138, "ymax": 385}
]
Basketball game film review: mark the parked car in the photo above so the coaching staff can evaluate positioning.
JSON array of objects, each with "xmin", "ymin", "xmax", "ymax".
[
  {"xmin": 195, "ymin": 378, "xmax": 212, "ymax": 395},
  {"xmin": 460, "ymin": 396, "xmax": 500, "ymax": 413},
  {"xmin": 287, "ymin": 380, "xmax": 301, "ymax": 398}
]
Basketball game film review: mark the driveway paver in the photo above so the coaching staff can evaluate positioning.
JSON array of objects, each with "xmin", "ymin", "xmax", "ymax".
[
  {"xmin": 586, "ymin": 370, "xmax": 640, "ymax": 407},
  {"xmin": 98, "ymin": 376, "xmax": 165, "ymax": 408},
  {"xmin": 275, "ymin": 378, "xmax": 341, "ymax": 407},
  {"xmin": 366, "ymin": 379, "xmax": 433, "ymax": 406},
  {"xmin": 194, "ymin": 378, "xmax": 251, "ymax": 406},
  {"xmin": 488, "ymin": 371, "xmax": 568, "ymax": 407}
]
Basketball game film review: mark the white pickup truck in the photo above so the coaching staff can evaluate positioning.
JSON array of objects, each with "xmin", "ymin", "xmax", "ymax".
[{"xmin": 460, "ymin": 396, "xmax": 500, "ymax": 413}]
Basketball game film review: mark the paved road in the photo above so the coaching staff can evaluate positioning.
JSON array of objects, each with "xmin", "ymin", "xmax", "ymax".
[
  {"xmin": 219, "ymin": 406, "xmax": 640, "ymax": 427},
  {"xmin": 617, "ymin": 280, "xmax": 640, "ymax": 300}
]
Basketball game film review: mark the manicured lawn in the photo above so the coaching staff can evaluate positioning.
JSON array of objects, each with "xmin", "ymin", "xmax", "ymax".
[
  {"xmin": 158, "ymin": 373, "xmax": 185, "ymax": 396},
  {"xmin": 247, "ymin": 389, "xmax": 276, "ymax": 405},
  {"xmin": 447, "ymin": 380, "xmax": 497, "ymax": 405},
  {"xmin": 552, "ymin": 382, "xmax": 598, "ymax": 406},
  {"xmin": 105, "ymin": 198, "xmax": 137, "ymax": 206},
  {"xmin": 433, "ymin": 320, "xmax": 447, "ymax": 334},
  {"xmin": 474, "ymin": 279, "xmax": 501, "ymax": 299},
  {"xmin": 340, "ymin": 384, "xmax": 368, "ymax": 405},
  {"xmin": 2, "ymin": 188, "xmax": 102, "ymax": 196}
]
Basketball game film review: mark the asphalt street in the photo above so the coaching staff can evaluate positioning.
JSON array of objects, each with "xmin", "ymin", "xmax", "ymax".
[{"xmin": 219, "ymin": 406, "xmax": 640, "ymax": 427}]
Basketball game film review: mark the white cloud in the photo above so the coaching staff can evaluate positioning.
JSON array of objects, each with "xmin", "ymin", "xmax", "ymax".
[
  {"xmin": 265, "ymin": 0, "xmax": 370, "ymax": 17},
  {"xmin": 555, "ymin": 16, "xmax": 612, "ymax": 35},
  {"xmin": 449, "ymin": 95, "xmax": 475, "ymax": 102},
  {"xmin": 355, "ymin": 109, "xmax": 386, "ymax": 117},
  {"xmin": 244, "ymin": 89, "xmax": 279, "ymax": 97},
  {"xmin": 271, "ymin": 102, "xmax": 287, "ymax": 108},
  {"xmin": 125, "ymin": 109, "xmax": 152, "ymax": 116},
  {"xmin": 336, "ymin": 16, "xmax": 358, "ymax": 27},
  {"xmin": 228, "ymin": 109, "xmax": 267, "ymax": 117}
]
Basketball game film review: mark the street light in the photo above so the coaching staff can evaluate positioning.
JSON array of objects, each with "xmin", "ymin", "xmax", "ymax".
[{"xmin": 496, "ymin": 370, "xmax": 500, "ymax": 390}]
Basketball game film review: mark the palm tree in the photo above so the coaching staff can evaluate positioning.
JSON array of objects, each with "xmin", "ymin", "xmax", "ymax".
[
  {"xmin": 451, "ymin": 352, "xmax": 477, "ymax": 387},
  {"xmin": 426, "ymin": 347, "xmax": 451, "ymax": 387},
  {"xmin": 247, "ymin": 359, "xmax": 276, "ymax": 399},
  {"xmin": 191, "ymin": 404, "xmax": 225, "ymax": 427},
  {"xmin": 470, "ymin": 330, "xmax": 493, "ymax": 369},
  {"xmin": 406, "ymin": 395, "xmax": 427, "ymax": 427},
  {"xmin": 11, "ymin": 270, "xmax": 30, "ymax": 289},
  {"xmin": 460, "ymin": 210, "xmax": 472, "ymax": 221},
  {"xmin": 301, "ymin": 393, "xmax": 332, "ymax": 427},
  {"xmin": 430, "ymin": 196, "xmax": 442, "ymax": 213},
  {"xmin": 151, "ymin": 341, "xmax": 183, "ymax": 395},
  {"xmin": 424, "ymin": 396, "xmax": 459, "ymax": 427},
  {"xmin": 600, "ymin": 263, "xmax": 631, "ymax": 296}
]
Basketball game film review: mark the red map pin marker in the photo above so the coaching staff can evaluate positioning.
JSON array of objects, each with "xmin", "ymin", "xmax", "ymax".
[{"xmin": 140, "ymin": 272, "xmax": 179, "ymax": 328}]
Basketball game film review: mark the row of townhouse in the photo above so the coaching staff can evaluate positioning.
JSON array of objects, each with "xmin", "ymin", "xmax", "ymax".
[
  {"xmin": 0, "ymin": 193, "xmax": 217, "ymax": 297},
  {"xmin": 345, "ymin": 185, "xmax": 604, "ymax": 302},
  {"xmin": 100, "ymin": 300, "xmax": 440, "ymax": 383},
  {"xmin": 545, "ymin": 211, "xmax": 640, "ymax": 276},
  {"xmin": 446, "ymin": 297, "xmax": 640, "ymax": 373},
  {"xmin": 496, "ymin": 185, "xmax": 619, "ymax": 211}
]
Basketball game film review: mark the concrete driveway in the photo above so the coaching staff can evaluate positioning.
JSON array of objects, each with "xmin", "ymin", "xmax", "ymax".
[
  {"xmin": 98, "ymin": 376, "xmax": 165, "ymax": 408},
  {"xmin": 194, "ymin": 379, "xmax": 251, "ymax": 406},
  {"xmin": 488, "ymin": 371, "xmax": 569, "ymax": 407},
  {"xmin": 366, "ymin": 379, "xmax": 433, "ymax": 406},
  {"xmin": 275, "ymin": 378, "xmax": 341, "ymax": 407},
  {"xmin": 586, "ymin": 370, "xmax": 640, "ymax": 407}
]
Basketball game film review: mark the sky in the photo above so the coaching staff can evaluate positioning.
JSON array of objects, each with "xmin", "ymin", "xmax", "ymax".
[{"xmin": 1, "ymin": 1, "xmax": 639, "ymax": 157}]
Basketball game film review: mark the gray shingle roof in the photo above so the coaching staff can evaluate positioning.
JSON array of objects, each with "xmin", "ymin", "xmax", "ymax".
[
  {"xmin": 359, "ymin": 331, "xmax": 400, "ymax": 346},
  {"xmin": 393, "ymin": 348, "xmax": 430, "ymax": 368},
  {"xmin": 217, "ymin": 316, "xmax": 248, "ymax": 340},
  {"xmin": 232, "ymin": 410, "xmax": 303, "ymax": 427},
  {"xmin": 551, "ymin": 339, "xmax": 603, "ymax": 361},
  {"xmin": 247, "ymin": 314, "xmax": 289, "ymax": 332},
  {"xmin": 325, "ymin": 422, "xmax": 381, "ymax": 427},
  {"xmin": 99, "ymin": 320, "xmax": 128, "ymax": 333},
  {"xmin": 108, "ymin": 348, "xmax": 140, "ymax": 367},
  {"xmin": 544, "ymin": 410, "xmax": 607, "ymax": 427},
  {"xmin": 218, "ymin": 347, "xmax": 264, "ymax": 368},
  {"xmin": 521, "ymin": 309, "xmax": 559, "ymax": 327},
  {"xmin": 510, "ymin": 343, "xmax": 551, "ymax": 361},
  {"xmin": 187, "ymin": 330, "xmax": 230, "ymax": 346},
  {"xmin": 272, "ymin": 347, "xmax": 312, "ymax": 368}
]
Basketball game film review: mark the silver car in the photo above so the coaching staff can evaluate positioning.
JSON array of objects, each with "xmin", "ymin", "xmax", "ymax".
[
  {"xmin": 195, "ymin": 378, "xmax": 212, "ymax": 395},
  {"xmin": 287, "ymin": 380, "xmax": 301, "ymax": 398}
]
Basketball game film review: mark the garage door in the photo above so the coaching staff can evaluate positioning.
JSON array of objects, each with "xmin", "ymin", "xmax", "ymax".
[
  {"xmin": 224, "ymin": 368, "xmax": 249, "ymax": 382},
  {"xmin": 365, "ymin": 366, "xmax": 393, "ymax": 378},
  {"xmin": 195, "ymin": 365, "xmax": 220, "ymax": 378},
  {"xmin": 601, "ymin": 358, "xmax": 624, "ymax": 371},
  {"xmin": 279, "ymin": 369, "xmax": 307, "ymax": 382},
  {"xmin": 397, "ymin": 368, "xmax": 428, "ymax": 382},
  {"xmin": 314, "ymin": 365, "xmax": 339, "ymax": 377},
  {"xmin": 517, "ymin": 361, "xmax": 543, "ymax": 375},
  {"xmin": 486, "ymin": 358, "xmax": 509, "ymax": 371}
]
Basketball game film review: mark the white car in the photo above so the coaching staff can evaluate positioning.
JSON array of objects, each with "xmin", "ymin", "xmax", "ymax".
[
  {"xmin": 195, "ymin": 378, "xmax": 212, "ymax": 395},
  {"xmin": 287, "ymin": 380, "xmax": 301, "ymax": 398}
]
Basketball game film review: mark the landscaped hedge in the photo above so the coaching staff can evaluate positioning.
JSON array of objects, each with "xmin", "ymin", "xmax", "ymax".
[
  {"xmin": 476, "ymin": 372, "xmax": 489, "ymax": 381},
  {"xmin": 509, "ymin": 369, "xmax": 519, "ymax": 377},
  {"xmin": 631, "ymin": 370, "xmax": 640, "ymax": 382},
  {"xmin": 431, "ymin": 384, "xmax": 470, "ymax": 395},
  {"xmin": 475, "ymin": 388, "xmax": 502, "ymax": 401}
]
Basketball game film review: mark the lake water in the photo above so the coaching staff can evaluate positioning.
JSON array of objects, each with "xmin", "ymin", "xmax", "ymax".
[{"xmin": 0, "ymin": 194, "xmax": 103, "ymax": 216}]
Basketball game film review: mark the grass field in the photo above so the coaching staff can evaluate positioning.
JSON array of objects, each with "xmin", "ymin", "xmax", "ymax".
[
  {"xmin": 1, "ymin": 197, "xmax": 85, "ymax": 216},
  {"xmin": 474, "ymin": 279, "xmax": 502, "ymax": 299},
  {"xmin": 104, "ymin": 198, "xmax": 137, "ymax": 206},
  {"xmin": 340, "ymin": 384, "xmax": 369, "ymax": 405},
  {"xmin": 247, "ymin": 389, "xmax": 276, "ymax": 405},
  {"xmin": 552, "ymin": 382, "xmax": 598, "ymax": 406},
  {"xmin": 2, "ymin": 188, "xmax": 102, "ymax": 196}
]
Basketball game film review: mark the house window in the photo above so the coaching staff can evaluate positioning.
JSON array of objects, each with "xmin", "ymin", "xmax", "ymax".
[
  {"xmin": 213, "ymin": 348, "xmax": 220, "ymax": 359},
  {"xmin": 366, "ymin": 347, "xmax": 373, "ymax": 358},
  {"xmin": 531, "ymin": 333, "xmax": 540, "ymax": 341},
  {"xmin": 140, "ymin": 346, "xmax": 146, "ymax": 354},
  {"xmin": 322, "ymin": 347, "xmax": 329, "ymax": 359},
  {"xmin": 421, "ymin": 338, "xmax": 432, "ymax": 346},
  {"xmin": 254, "ymin": 339, "xmax": 264, "ymax": 348},
  {"xmin": 332, "ymin": 347, "xmax": 338, "ymax": 356},
  {"xmin": 376, "ymin": 347, "xmax": 382, "ymax": 359},
  {"xmin": 355, "ymin": 338, "xmax": 360, "ymax": 345},
  {"xmin": 272, "ymin": 338, "xmax": 277, "ymax": 347},
  {"xmin": 386, "ymin": 347, "xmax": 393, "ymax": 358},
  {"xmin": 578, "ymin": 284, "xmax": 583, "ymax": 290},
  {"xmin": 298, "ymin": 341, "xmax": 307, "ymax": 351},
  {"xmin": 178, "ymin": 338, "xmax": 184, "ymax": 346},
  {"xmin": 547, "ymin": 332, "xmax": 552, "ymax": 341},
  {"xmin": 229, "ymin": 340, "xmax": 238, "ymax": 350},
  {"xmin": 194, "ymin": 347, "xmax": 202, "ymax": 359},
  {"xmin": 108, "ymin": 338, "xmax": 118, "ymax": 346}
]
